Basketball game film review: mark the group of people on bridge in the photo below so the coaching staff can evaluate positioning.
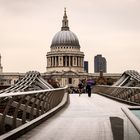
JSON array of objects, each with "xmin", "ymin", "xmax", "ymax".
[{"xmin": 78, "ymin": 79, "xmax": 95, "ymax": 97}]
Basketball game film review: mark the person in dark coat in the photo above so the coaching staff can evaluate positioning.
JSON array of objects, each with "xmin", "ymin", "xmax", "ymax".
[
  {"xmin": 86, "ymin": 84, "xmax": 91, "ymax": 97},
  {"xmin": 78, "ymin": 81, "xmax": 83, "ymax": 96}
]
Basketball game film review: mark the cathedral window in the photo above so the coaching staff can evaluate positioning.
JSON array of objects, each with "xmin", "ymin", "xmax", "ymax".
[{"xmin": 68, "ymin": 78, "xmax": 72, "ymax": 84}]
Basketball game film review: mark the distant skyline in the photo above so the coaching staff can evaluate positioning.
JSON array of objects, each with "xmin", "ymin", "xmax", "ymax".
[{"xmin": 0, "ymin": 0, "xmax": 140, "ymax": 73}]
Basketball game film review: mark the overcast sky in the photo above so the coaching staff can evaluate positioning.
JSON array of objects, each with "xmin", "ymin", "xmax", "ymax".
[{"xmin": 0, "ymin": 0, "xmax": 140, "ymax": 73}]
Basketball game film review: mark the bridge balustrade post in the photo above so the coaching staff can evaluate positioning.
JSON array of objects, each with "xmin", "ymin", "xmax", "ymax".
[
  {"xmin": 49, "ymin": 91, "xmax": 57, "ymax": 110},
  {"xmin": 22, "ymin": 94, "xmax": 34, "ymax": 124},
  {"xmin": 12, "ymin": 95, "xmax": 26, "ymax": 129},
  {"xmin": 0, "ymin": 97, "xmax": 14, "ymax": 134},
  {"xmin": 45, "ymin": 91, "xmax": 53, "ymax": 112},
  {"xmin": 136, "ymin": 89, "xmax": 140, "ymax": 103},
  {"xmin": 29, "ymin": 93, "xmax": 40, "ymax": 120},
  {"xmin": 41, "ymin": 92, "xmax": 49, "ymax": 114},
  {"xmin": 36, "ymin": 93, "xmax": 46, "ymax": 117}
]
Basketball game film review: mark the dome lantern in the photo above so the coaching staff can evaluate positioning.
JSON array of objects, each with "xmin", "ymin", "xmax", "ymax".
[{"xmin": 61, "ymin": 8, "xmax": 69, "ymax": 31}]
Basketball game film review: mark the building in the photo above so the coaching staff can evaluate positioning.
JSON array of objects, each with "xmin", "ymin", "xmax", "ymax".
[
  {"xmin": 0, "ymin": 9, "xmax": 120, "ymax": 88},
  {"xmin": 84, "ymin": 61, "xmax": 88, "ymax": 73},
  {"xmin": 0, "ymin": 54, "xmax": 3, "ymax": 73},
  {"xmin": 46, "ymin": 8, "xmax": 84, "ymax": 73},
  {"xmin": 94, "ymin": 54, "xmax": 107, "ymax": 73},
  {"xmin": 46, "ymin": 8, "xmax": 85, "ymax": 87}
]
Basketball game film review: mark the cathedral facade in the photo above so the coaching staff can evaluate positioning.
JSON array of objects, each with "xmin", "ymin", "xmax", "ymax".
[
  {"xmin": 46, "ymin": 9, "xmax": 84, "ymax": 73},
  {"xmin": 46, "ymin": 9, "xmax": 85, "ymax": 87}
]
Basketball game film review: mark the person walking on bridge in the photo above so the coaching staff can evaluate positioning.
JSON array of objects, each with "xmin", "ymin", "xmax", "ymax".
[
  {"xmin": 86, "ymin": 83, "xmax": 91, "ymax": 97},
  {"xmin": 78, "ymin": 81, "xmax": 84, "ymax": 96}
]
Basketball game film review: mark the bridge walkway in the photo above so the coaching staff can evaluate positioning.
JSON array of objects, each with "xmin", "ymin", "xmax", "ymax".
[{"xmin": 18, "ymin": 94, "xmax": 139, "ymax": 140}]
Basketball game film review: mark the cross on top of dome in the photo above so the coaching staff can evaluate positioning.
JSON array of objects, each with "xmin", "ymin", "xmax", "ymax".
[{"xmin": 61, "ymin": 8, "xmax": 69, "ymax": 31}]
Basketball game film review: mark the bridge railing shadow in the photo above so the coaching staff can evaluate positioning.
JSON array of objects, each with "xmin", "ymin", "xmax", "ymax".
[
  {"xmin": 93, "ymin": 85, "xmax": 140, "ymax": 106},
  {"xmin": 0, "ymin": 86, "xmax": 69, "ymax": 137}
]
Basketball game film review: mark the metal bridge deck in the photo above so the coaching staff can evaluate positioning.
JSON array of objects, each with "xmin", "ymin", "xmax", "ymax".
[{"xmin": 18, "ymin": 94, "xmax": 140, "ymax": 140}]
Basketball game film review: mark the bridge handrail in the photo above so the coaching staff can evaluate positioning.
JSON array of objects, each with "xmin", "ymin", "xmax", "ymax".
[
  {"xmin": 95, "ymin": 85, "xmax": 140, "ymax": 90},
  {"xmin": 0, "ymin": 86, "xmax": 69, "ymax": 136},
  {"xmin": 93, "ymin": 85, "xmax": 140, "ymax": 105},
  {"xmin": 0, "ymin": 86, "xmax": 68, "ymax": 98}
]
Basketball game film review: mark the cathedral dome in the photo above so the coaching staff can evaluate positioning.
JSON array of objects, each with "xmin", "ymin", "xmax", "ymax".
[
  {"xmin": 51, "ymin": 8, "xmax": 80, "ymax": 48},
  {"xmin": 46, "ymin": 8, "xmax": 84, "ymax": 74},
  {"xmin": 51, "ymin": 30, "xmax": 80, "ymax": 47}
]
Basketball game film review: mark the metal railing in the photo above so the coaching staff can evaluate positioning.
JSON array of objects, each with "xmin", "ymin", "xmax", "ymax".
[
  {"xmin": 0, "ymin": 86, "xmax": 68, "ymax": 135},
  {"xmin": 0, "ymin": 71, "xmax": 53, "ymax": 94},
  {"xmin": 93, "ymin": 85, "xmax": 140, "ymax": 105},
  {"xmin": 112, "ymin": 70, "xmax": 140, "ymax": 87}
]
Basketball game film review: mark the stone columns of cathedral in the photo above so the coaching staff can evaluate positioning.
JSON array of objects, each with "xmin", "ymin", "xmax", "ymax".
[{"xmin": 47, "ymin": 55, "xmax": 84, "ymax": 68}]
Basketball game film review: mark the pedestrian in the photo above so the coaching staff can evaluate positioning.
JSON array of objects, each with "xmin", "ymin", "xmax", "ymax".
[
  {"xmin": 86, "ymin": 83, "xmax": 91, "ymax": 97},
  {"xmin": 78, "ymin": 81, "xmax": 83, "ymax": 96}
]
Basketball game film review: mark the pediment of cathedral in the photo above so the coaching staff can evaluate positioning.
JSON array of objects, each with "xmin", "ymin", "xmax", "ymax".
[{"xmin": 62, "ymin": 70, "xmax": 79, "ymax": 76}]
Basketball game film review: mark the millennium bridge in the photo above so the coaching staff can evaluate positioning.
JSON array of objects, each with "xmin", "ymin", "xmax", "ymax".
[{"xmin": 0, "ymin": 70, "xmax": 140, "ymax": 140}]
